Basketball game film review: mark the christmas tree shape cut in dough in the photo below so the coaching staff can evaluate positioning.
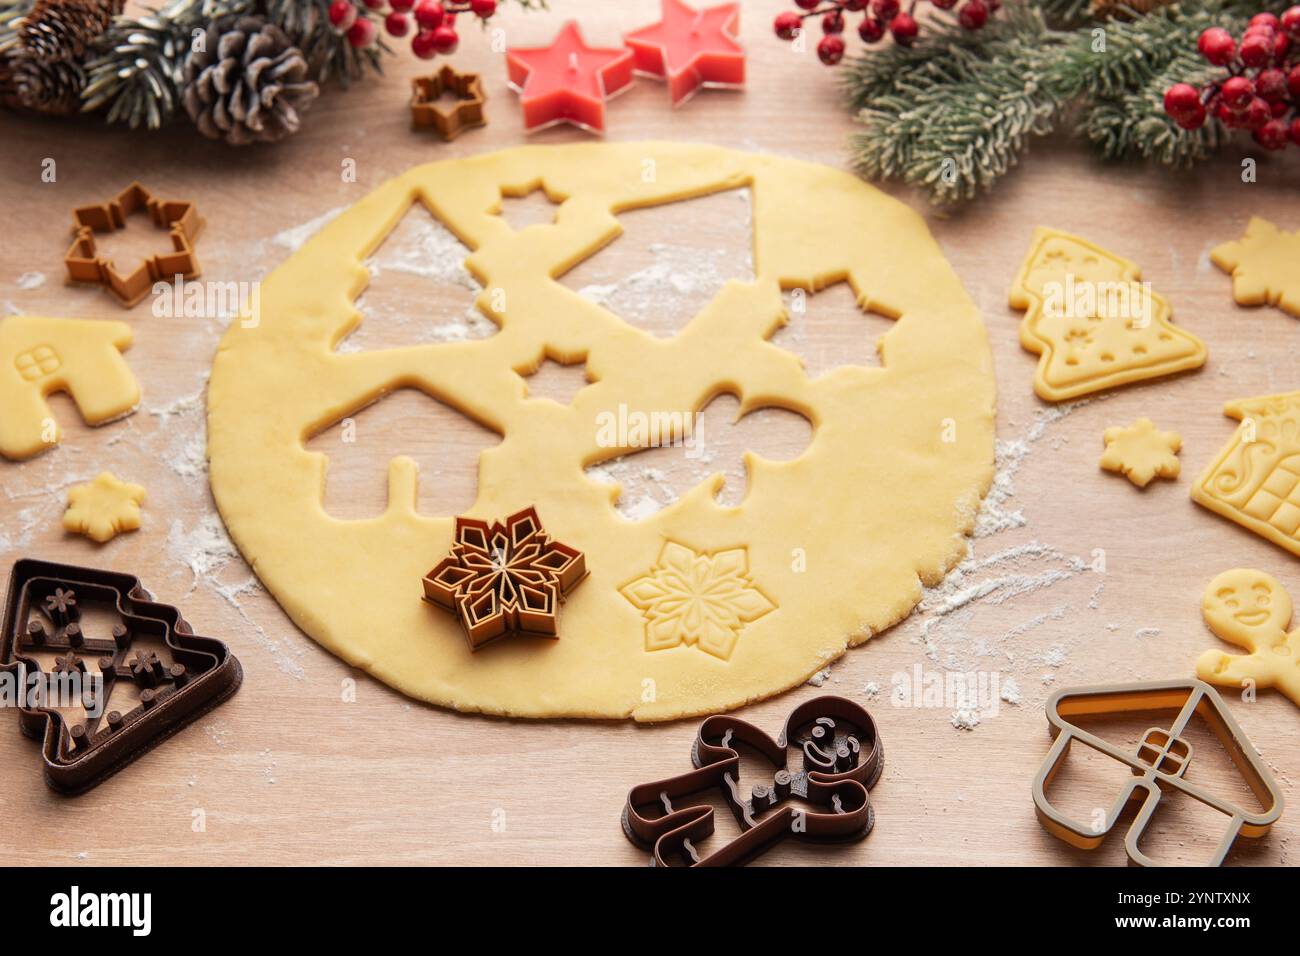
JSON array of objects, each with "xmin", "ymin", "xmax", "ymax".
[
  {"xmin": 1192, "ymin": 391, "xmax": 1300, "ymax": 557},
  {"xmin": 1009, "ymin": 227, "xmax": 1207, "ymax": 401},
  {"xmin": 1211, "ymin": 217, "xmax": 1300, "ymax": 318},
  {"xmin": 1200, "ymin": 568, "xmax": 1300, "ymax": 708},
  {"xmin": 0, "ymin": 316, "xmax": 140, "ymax": 461}
]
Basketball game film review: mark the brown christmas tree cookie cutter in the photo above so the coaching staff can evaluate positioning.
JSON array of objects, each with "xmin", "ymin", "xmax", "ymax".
[
  {"xmin": 1032, "ymin": 679, "xmax": 1283, "ymax": 867},
  {"xmin": 622, "ymin": 695, "xmax": 883, "ymax": 866},
  {"xmin": 64, "ymin": 181, "xmax": 203, "ymax": 308},
  {"xmin": 410, "ymin": 65, "xmax": 487, "ymax": 141},
  {"xmin": 422, "ymin": 506, "xmax": 587, "ymax": 651},
  {"xmin": 0, "ymin": 558, "xmax": 242, "ymax": 794}
]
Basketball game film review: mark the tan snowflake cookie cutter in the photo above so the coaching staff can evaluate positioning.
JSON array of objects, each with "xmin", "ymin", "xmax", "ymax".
[
  {"xmin": 0, "ymin": 315, "xmax": 140, "ymax": 461},
  {"xmin": 1009, "ymin": 227, "xmax": 1207, "ymax": 401},
  {"xmin": 1211, "ymin": 217, "xmax": 1300, "ymax": 318},
  {"xmin": 1192, "ymin": 390, "xmax": 1300, "ymax": 557},
  {"xmin": 63, "ymin": 472, "xmax": 146, "ymax": 544},
  {"xmin": 1199, "ymin": 569, "xmax": 1300, "ymax": 708},
  {"xmin": 1099, "ymin": 418, "xmax": 1181, "ymax": 488}
]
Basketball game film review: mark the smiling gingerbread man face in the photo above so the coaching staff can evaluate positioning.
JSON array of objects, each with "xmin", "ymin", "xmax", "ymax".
[{"xmin": 1202, "ymin": 569, "xmax": 1291, "ymax": 652}]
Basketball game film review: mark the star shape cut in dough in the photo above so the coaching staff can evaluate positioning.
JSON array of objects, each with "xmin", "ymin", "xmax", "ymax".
[
  {"xmin": 621, "ymin": 541, "xmax": 776, "ymax": 661},
  {"xmin": 624, "ymin": 0, "xmax": 744, "ymax": 106},
  {"xmin": 62, "ymin": 471, "xmax": 146, "ymax": 543},
  {"xmin": 1211, "ymin": 217, "xmax": 1300, "ymax": 318},
  {"xmin": 1099, "ymin": 418, "xmax": 1182, "ymax": 488}
]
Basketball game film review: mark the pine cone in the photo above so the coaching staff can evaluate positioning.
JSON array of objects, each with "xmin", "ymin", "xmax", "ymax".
[
  {"xmin": 10, "ymin": 54, "xmax": 82, "ymax": 113},
  {"xmin": 182, "ymin": 16, "xmax": 319, "ymax": 146},
  {"xmin": 2, "ymin": 0, "xmax": 120, "ymax": 115}
]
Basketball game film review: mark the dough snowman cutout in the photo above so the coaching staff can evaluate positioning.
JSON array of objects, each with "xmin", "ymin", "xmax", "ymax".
[{"xmin": 1199, "ymin": 569, "xmax": 1300, "ymax": 707}]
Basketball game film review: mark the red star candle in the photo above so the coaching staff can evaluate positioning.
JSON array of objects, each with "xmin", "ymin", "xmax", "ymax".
[
  {"xmin": 624, "ymin": 0, "xmax": 744, "ymax": 107},
  {"xmin": 505, "ymin": 21, "xmax": 635, "ymax": 134}
]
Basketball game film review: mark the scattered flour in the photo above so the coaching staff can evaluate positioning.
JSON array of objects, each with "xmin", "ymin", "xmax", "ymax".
[
  {"xmin": 272, "ymin": 206, "xmax": 347, "ymax": 251},
  {"xmin": 999, "ymin": 678, "xmax": 1023, "ymax": 705},
  {"xmin": 16, "ymin": 271, "xmax": 45, "ymax": 290},
  {"xmin": 1135, "ymin": 627, "xmax": 1162, "ymax": 640},
  {"xmin": 863, "ymin": 681, "xmax": 881, "ymax": 700}
]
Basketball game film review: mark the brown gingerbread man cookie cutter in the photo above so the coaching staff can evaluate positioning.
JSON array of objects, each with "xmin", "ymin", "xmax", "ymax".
[
  {"xmin": 64, "ymin": 181, "xmax": 203, "ymax": 308},
  {"xmin": 1032, "ymin": 679, "xmax": 1283, "ymax": 866},
  {"xmin": 622, "ymin": 695, "xmax": 883, "ymax": 866},
  {"xmin": 1, "ymin": 559, "xmax": 242, "ymax": 794}
]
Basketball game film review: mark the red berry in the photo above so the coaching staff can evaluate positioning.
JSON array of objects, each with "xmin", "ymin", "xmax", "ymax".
[
  {"xmin": 1290, "ymin": 117, "xmax": 1300, "ymax": 146},
  {"xmin": 822, "ymin": 10, "xmax": 844, "ymax": 33},
  {"xmin": 328, "ymin": 0, "xmax": 357, "ymax": 30},
  {"xmin": 385, "ymin": 11, "xmax": 409, "ymax": 36},
  {"xmin": 794, "ymin": 0, "xmax": 819, "ymax": 9},
  {"xmin": 872, "ymin": 0, "xmax": 900, "ymax": 21},
  {"xmin": 1283, "ymin": 5, "xmax": 1300, "ymax": 39},
  {"xmin": 1273, "ymin": 32, "xmax": 1291, "ymax": 60},
  {"xmin": 1244, "ymin": 96, "xmax": 1271, "ymax": 130},
  {"xmin": 1197, "ymin": 27, "xmax": 1235, "ymax": 66},
  {"xmin": 389, "ymin": 0, "xmax": 414, "ymax": 10},
  {"xmin": 1257, "ymin": 67, "xmax": 1288, "ymax": 102},
  {"xmin": 414, "ymin": 0, "xmax": 444, "ymax": 29},
  {"xmin": 430, "ymin": 24, "xmax": 458, "ymax": 53},
  {"xmin": 858, "ymin": 15, "xmax": 884, "ymax": 42},
  {"xmin": 1163, "ymin": 82, "xmax": 1201, "ymax": 119},
  {"xmin": 1254, "ymin": 118, "xmax": 1289, "ymax": 149},
  {"xmin": 1221, "ymin": 75, "xmax": 1254, "ymax": 110},
  {"xmin": 932, "ymin": 0, "xmax": 957, "ymax": 8},
  {"xmin": 1240, "ymin": 32, "xmax": 1273, "ymax": 68},
  {"xmin": 412, "ymin": 29, "xmax": 438, "ymax": 58},
  {"xmin": 958, "ymin": 0, "xmax": 987, "ymax": 29},
  {"xmin": 360, "ymin": 0, "xmax": 384, "ymax": 9},
  {"xmin": 347, "ymin": 17, "xmax": 377, "ymax": 47},
  {"xmin": 773, "ymin": 10, "xmax": 801, "ymax": 40},
  {"xmin": 817, "ymin": 34, "xmax": 845, "ymax": 65},
  {"xmin": 889, "ymin": 12, "xmax": 918, "ymax": 45},
  {"xmin": 470, "ymin": 0, "xmax": 496, "ymax": 17},
  {"xmin": 1272, "ymin": 99, "xmax": 1288, "ymax": 117},
  {"xmin": 1289, "ymin": 64, "xmax": 1300, "ymax": 100},
  {"xmin": 1249, "ymin": 12, "xmax": 1280, "ymax": 32}
]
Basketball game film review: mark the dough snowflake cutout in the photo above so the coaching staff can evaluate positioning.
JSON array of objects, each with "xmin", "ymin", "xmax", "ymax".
[
  {"xmin": 62, "ymin": 472, "xmax": 146, "ymax": 544},
  {"xmin": 1099, "ymin": 418, "xmax": 1182, "ymax": 488},
  {"xmin": 422, "ymin": 507, "xmax": 587, "ymax": 651},
  {"xmin": 621, "ymin": 541, "xmax": 775, "ymax": 661},
  {"xmin": 1211, "ymin": 217, "xmax": 1300, "ymax": 318},
  {"xmin": 1200, "ymin": 568, "xmax": 1300, "ymax": 708}
]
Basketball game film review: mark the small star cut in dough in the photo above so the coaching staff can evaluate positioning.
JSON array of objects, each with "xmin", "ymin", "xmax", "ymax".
[
  {"xmin": 1200, "ymin": 568, "xmax": 1300, "ymax": 708},
  {"xmin": 1211, "ymin": 217, "xmax": 1300, "ymax": 318},
  {"xmin": 1099, "ymin": 418, "xmax": 1182, "ymax": 488},
  {"xmin": 62, "ymin": 472, "xmax": 145, "ymax": 543}
]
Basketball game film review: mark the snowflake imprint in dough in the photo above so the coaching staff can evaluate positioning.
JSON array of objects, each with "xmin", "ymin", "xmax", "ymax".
[
  {"xmin": 63, "ymin": 471, "xmax": 146, "ymax": 543},
  {"xmin": 621, "ymin": 541, "xmax": 775, "ymax": 660},
  {"xmin": 1211, "ymin": 217, "xmax": 1300, "ymax": 318},
  {"xmin": 1099, "ymin": 418, "xmax": 1181, "ymax": 488}
]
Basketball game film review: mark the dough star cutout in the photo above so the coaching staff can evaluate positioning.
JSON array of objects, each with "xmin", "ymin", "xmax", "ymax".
[
  {"xmin": 1099, "ymin": 418, "xmax": 1182, "ymax": 488},
  {"xmin": 63, "ymin": 472, "xmax": 146, "ymax": 543},
  {"xmin": 1211, "ymin": 217, "xmax": 1300, "ymax": 318},
  {"xmin": 1200, "ymin": 568, "xmax": 1300, "ymax": 708}
]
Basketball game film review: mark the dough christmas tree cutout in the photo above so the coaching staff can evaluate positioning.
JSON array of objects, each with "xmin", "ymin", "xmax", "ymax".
[
  {"xmin": 0, "ymin": 315, "xmax": 140, "ymax": 461},
  {"xmin": 1008, "ymin": 227, "xmax": 1207, "ymax": 402},
  {"xmin": 1211, "ymin": 217, "xmax": 1300, "ymax": 319},
  {"xmin": 206, "ymin": 143, "xmax": 996, "ymax": 720},
  {"xmin": 1193, "ymin": 390, "xmax": 1300, "ymax": 557},
  {"xmin": 1200, "ymin": 568, "xmax": 1300, "ymax": 708}
]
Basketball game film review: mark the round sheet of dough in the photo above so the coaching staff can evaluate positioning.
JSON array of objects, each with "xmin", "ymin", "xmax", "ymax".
[{"xmin": 207, "ymin": 143, "xmax": 995, "ymax": 721}]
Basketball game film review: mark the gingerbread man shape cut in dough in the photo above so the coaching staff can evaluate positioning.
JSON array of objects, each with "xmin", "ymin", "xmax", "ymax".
[
  {"xmin": 0, "ymin": 316, "xmax": 140, "ymax": 461},
  {"xmin": 1200, "ymin": 568, "xmax": 1300, "ymax": 707}
]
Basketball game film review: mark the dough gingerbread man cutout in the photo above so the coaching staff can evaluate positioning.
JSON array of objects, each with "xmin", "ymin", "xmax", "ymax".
[{"xmin": 1199, "ymin": 568, "xmax": 1300, "ymax": 707}]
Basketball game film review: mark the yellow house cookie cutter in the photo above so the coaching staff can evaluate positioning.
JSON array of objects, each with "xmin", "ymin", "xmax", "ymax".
[
  {"xmin": 1032, "ymin": 679, "xmax": 1283, "ymax": 867},
  {"xmin": 1199, "ymin": 568, "xmax": 1300, "ymax": 708}
]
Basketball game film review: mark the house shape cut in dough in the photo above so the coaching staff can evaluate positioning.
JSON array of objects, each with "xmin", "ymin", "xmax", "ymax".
[
  {"xmin": 1008, "ymin": 227, "xmax": 1207, "ymax": 401},
  {"xmin": 1193, "ymin": 391, "xmax": 1300, "ymax": 557}
]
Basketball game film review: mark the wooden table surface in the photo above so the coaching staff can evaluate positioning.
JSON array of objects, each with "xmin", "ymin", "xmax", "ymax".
[{"xmin": 2, "ymin": 0, "xmax": 1298, "ymax": 866}]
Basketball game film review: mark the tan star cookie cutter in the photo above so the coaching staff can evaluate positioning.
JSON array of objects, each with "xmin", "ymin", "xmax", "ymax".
[
  {"xmin": 1009, "ymin": 227, "xmax": 1207, "ymax": 401},
  {"xmin": 1199, "ymin": 568, "xmax": 1300, "ymax": 708},
  {"xmin": 0, "ymin": 315, "xmax": 140, "ymax": 461},
  {"xmin": 1211, "ymin": 217, "xmax": 1300, "ymax": 318},
  {"xmin": 1099, "ymin": 418, "xmax": 1181, "ymax": 488},
  {"xmin": 1192, "ymin": 390, "xmax": 1300, "ymax": 556},
  {"xmin": 1032, "ymin": 679, "xmax": 1284, "ymax": 867},
  {"xmin": 63, "ymin": 472, "xmax": 146, "ymax": 544},
  {"xmin": 64, "ymin": 182, "xmax": 203, "ymax": 308},
  {"xmin": 410, "ymin": 65, "xmax": 487, "ymax": 142}
]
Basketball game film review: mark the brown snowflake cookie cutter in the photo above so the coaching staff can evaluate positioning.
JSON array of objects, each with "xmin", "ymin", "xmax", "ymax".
[
  {"xmin": 64, "ymin": 181, "xmax": 203, "ymax": 308},
  {"xmin": 0, "ymin": 559, "xmax": 242, "ymax": 794},
  {"xmin": 1032, "ymin": 679, "xmax": 1283, "ymax": 866},
  {"xmin": 410, "ymin": 65, "xmax": 487, "ymax": 141},
  {"xmin": 422, "ymin": 506, "xmax": 587, "ymax": 651},
  {"xmin": 622, "ymin": 695, "xmax": 883, "ymax": 866}
]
